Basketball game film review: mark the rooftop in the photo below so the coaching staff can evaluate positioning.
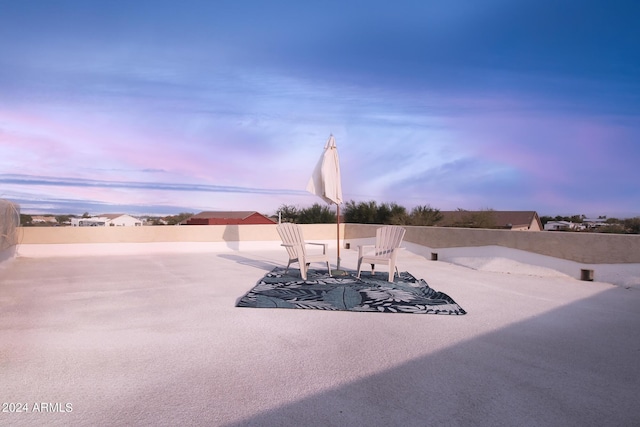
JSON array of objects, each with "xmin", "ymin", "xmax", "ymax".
[
  {"xmin": 436, "ymin": 210, "xmax": 541, "ymax": 229},
  {"xmin": 1, "ymin": 243, "xmax": 639, "ymax": 426},
  {"xmin": 189, "ymin": 211, "xmax": 270, "ymax": 219}
]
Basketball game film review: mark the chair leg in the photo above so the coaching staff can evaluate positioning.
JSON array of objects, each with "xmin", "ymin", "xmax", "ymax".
[
  {"xmin": 298, "ymin": 255, "xmax": 307, "ymax": 280},
  {"xmin": 371, "ymin": 264, "xmax": 375, "ymax": 275},
  {"xmin": 356, "ymin": 258, "xmax": 363, "ymax": 278},
  {"xmin": 284, "ymin": 260, "xmax": 292, "ymax": 275},
  {"xmin": 326, "ymin": 261, "xmax": 332, "ymax": 277}
]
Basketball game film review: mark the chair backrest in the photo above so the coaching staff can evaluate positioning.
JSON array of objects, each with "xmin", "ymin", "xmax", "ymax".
[
  {"xmin": 374, "ymin": 226, "xmax": 406, "ymax": 257},
  {"xmin": 277, "ymin": 223, "xmax": 305, "ymax": 258}
]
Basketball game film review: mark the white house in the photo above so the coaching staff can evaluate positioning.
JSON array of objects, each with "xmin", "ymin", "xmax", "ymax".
[
  {"xmin": 32, "ymin": 215, "xmax": 58, "ymax": 224},
  {"xmin": 101, "ymin": 214, "xmax": 142, "ymax": 226},
  {"xmin": 71, "ymin": 214, "xmax": 142, "ymax": 227},
  {"xmin": 544, "ymin": 221, "xmax": 578, "ymax": 231},
  {"xmin": 71, "ymin": 217, "xmax": 107, "ymax": 227},
  {"xmin": 583, "ymin": 218, "xmax": 609, "ymax": 229}
]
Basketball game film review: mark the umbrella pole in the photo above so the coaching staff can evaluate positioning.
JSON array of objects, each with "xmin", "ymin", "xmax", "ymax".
[{"xmin": 336, "ymin": 203, "xmax": 341, "ymax": 270}]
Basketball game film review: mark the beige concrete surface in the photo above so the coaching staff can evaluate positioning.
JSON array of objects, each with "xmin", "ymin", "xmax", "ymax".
[{"xmin": 1, "ymin": 247, "xmax": 639, "ymax": 426}]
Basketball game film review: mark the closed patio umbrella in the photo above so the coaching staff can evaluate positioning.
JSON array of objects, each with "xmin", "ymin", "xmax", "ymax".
[{"xmin": 306, "ymin": 135, "xmax": 344, "ymax": 270}]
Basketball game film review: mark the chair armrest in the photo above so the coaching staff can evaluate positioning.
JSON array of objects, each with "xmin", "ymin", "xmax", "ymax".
[
  {"xmin": 357, "ymin": 244, "xmax": 375, "ymax": 257},
  {"xmin": 281, "ymin": 243, "xmax": 304, "ymax": 252},
  {"xmin": 306, "ymin": 242, "xmax": 328, "ymax": 254}
]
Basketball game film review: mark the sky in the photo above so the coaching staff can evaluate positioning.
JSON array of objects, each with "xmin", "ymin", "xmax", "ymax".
[{"xmin": 1, "ymin": 0, "xmax": 639, "ymax": 218}]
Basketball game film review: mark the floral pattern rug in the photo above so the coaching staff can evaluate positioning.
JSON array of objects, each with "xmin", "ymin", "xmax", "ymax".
[{"xmin": 237, "ymin": 267, "xmax": 466, "ymax": 315}]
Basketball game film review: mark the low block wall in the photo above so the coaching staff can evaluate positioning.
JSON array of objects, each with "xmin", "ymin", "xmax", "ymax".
[
  {"xmin": 10, "ymin": 222, "xmax": 640, "ymax": 286},
  {"xmin": 17, "ymin": 224, "xmax": 343, "ymax": 244},
  {"xmin": 15, "ymin": 224, "xmax": 346, "ymax": 257},
  {"xmin": 13, "ymin": 222, "xmax": 640, "ymax": 265},
  {"xmin": 344, "ymin": 224, "xmax": 640, "ymax": 264}
]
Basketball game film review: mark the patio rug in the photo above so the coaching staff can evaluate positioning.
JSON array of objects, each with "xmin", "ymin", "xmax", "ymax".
[{"xmin": 236, "ymin": 267, "xmax": 466, "ymax": 315}]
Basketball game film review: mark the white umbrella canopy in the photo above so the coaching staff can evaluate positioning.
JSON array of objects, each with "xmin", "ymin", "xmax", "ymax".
[
  {"xmin": 306, "ymin": 135, "xmax": 343, "ymax": 205},
  {"xmin": 306, "ymin": 134, "xmax": 344, "ymax": 270}
]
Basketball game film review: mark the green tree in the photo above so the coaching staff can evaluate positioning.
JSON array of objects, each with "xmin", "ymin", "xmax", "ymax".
[
  {"xmin": 540, "ymin": 216, "xmax": 553, "ymax": 226},
  {"xmin": 82, "ymin": 212, "xmax": 91, "ymax": 218},
  {"xmin": 378, "ymin": 202, "xmax": 407, "ymax": 225},
  {"xmin": 277, "ymin": 204, "xmax": 299, "ymax": 223},
  {"xmin": 297, "ymin": 203, "xmax": 336, "ymax": 224},
  {"xmin": 165, "ymin": 212, "xmax": 194, "ymax": 225},
  {"xmin": 344, "ymin": 200, "xmax": 447, "ymax": 225},
  {"xmin": 569, "ymin": 214, "xmax": 585, "ymax": 223},
  {"xmin": 344, "ymin": 200, "xmax": 379, "ymax": 224},
  {"xmin": 343, "ymin": 200, "xmax": 407, "ymax": 224},
  {"xmin": 376, "ymin": 203, "xmax": 393, "ymax": 224},
  {"xmin": 20, "ymin": 214, "xmax": 33, "ymax": 226},
  {"xmin": 409, "ymin": 205, "xmax": 442, "ymax": 226},
  {"xmin": 389, "ymin": 212, "xmax": 410, "ymax": 225},
  {"xmin": 623, "ymin": 217, "xmax": 640, "ymax": 234},
  {"xmin": 55, "ymin": 215, "xmax": 71, "ymax": 225}
]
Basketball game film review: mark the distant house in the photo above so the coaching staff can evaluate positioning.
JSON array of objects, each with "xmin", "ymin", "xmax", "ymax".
[
  {"xmin": 184, "ymin": 211, "xmax": 277, "ymax": 225},
  {"xmin": 582, "ymin": 218, "xmax": 608, "ymax": 229},
  {"xmin": 71, "ymin": 214, "xmax": 142, "ymax": 227},
  {"xmin": 436, "ymin": 211, "xmax": 543, "ymax": 231},
  {"xmin": 100, "ymin": 214, "xmax": 143, "ymax": 226},
  {"xmin": 32, "ymin": 215, "xmax": 57, "ymax": 224},
  {"xmin": 71, "ymin": 217, "xmax": 107, "ymax": 227},
  {"xmin": 544, "ymin": 220, "xmax": 577, "ymax": 231}
]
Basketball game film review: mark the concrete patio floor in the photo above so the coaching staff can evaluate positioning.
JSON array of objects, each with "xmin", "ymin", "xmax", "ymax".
[{"xmin": 1, "ymin": 247, "xmax": 639, "ymax": 426}]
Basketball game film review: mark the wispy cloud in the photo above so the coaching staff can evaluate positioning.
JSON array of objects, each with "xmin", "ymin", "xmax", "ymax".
[
  {"xmin": 0, "ymin": 174, "xmax": 306, "ymax": 196},
  {"xmin": 1, "ymin": 1, "xmax": 638, "ymax": 217}
]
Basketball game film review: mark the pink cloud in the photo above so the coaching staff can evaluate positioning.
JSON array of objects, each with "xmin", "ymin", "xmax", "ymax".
[{"xmin": 453, "ymin": 109, "xmax": 633, "ymax": 185}]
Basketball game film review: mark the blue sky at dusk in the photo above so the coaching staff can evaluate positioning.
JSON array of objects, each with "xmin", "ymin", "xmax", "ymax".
[{"xmin": 1, "ymin": 0, "xmax": 639, "ymax": 217}]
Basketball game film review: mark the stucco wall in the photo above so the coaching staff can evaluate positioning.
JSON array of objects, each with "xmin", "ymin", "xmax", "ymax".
[
  {"xmin": 343, "ymin": 224, "xmax": 640, "ymax": 264},
  {"xmin": 13, "ymin": 222, "xmax": 640, "ymax": 264},
  {"xmin": 17, "ymin": 223, "xmax": 343, "ymax": 244},
  {"xmin": 15, "ymin": 224, "xmax": 346, "ymax": 258}
]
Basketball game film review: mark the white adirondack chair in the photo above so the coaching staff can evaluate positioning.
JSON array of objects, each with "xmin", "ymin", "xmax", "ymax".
[
  {"xmin": 357, "ymin": 225, "xmax": 406, "ymax": 282},
  {"xmin": 276, "ymin": 223, "xmax": 332, "ymax": 280}
]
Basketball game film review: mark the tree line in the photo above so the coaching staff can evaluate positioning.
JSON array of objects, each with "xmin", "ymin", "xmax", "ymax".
[
  {"xmin": 279, "ymin": 200, "xmax": 443, "ymax": 226},
  {"xmin": 280, "ymin": 201, "xmax": 640, "ymax": 234},
  {"xmin": 19, "ymin": 204, "xmax": 640, "ymax": 234}
]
